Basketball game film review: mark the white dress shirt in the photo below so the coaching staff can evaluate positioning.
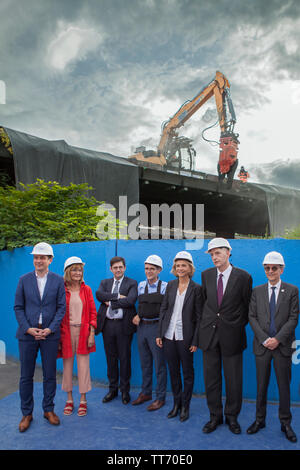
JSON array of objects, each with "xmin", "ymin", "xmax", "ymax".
[
  {"xmin": 268, "ymin": 280, "xmax": 281, "ymax": 302},
  {"xmin": 106, "ymin": 276, "xmax": 124, "ymax": 319},
  {"xmin": 164, "ymin": 287, "xmax": 187, "ymax": 341},
  {"xmin": 35, "ymin": 271, "xmax": 48, "ymax": 324}
]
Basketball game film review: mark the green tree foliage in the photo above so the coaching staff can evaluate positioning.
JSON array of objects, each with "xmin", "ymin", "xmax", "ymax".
[
  {"xmin": 0, "ymin": 127, "xmax": 13, "ymax": 155},
  {"xmin": 0, "ymin": 179, "xmax": 123, "ymax": 250}
]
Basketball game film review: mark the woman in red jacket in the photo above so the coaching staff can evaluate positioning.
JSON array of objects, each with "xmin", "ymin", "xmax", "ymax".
[{"xmin": 58, "ymin": 257, "xmax": 97, "ymax": 417}]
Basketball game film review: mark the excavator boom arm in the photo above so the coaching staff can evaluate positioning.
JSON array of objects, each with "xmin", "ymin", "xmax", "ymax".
[{"xmin": 158, "ymin": 71, "xmax": 230, "ymax": 154}]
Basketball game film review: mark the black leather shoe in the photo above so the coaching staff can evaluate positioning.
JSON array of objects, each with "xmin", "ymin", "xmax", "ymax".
[
  {"xmin": 102, "ymin": 390, "xmax": 118, "ymax": 403},
  {"xmin": 281, "ymin": 424, "xmax": 297, "ymax": 443},
  {"xmin": 247, "ymin": 420, "xmax": 266, "ymax": 434},
  {"xmin": 122, "ymin": 392, "xmax": 131, "ymax": 405},
  {"xmin": 167, "ymin": 403, "xmax": 181, "ymax": 419},
  {"xmin": 180, "ymin": 406, "xmax": 189, "ymax": 422},
  {"xmin": 202, "ymin": 417, "xmax": 223, "ymax": 433},
  {"xmin": 225, "ymin": 417, "xmax": 241, "ymax": 434}
]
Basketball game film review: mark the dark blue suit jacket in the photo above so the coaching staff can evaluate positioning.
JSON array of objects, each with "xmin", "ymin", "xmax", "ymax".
[{"xmin": 14, "ymin": 271, "xmax": 66, "ymax": 341}]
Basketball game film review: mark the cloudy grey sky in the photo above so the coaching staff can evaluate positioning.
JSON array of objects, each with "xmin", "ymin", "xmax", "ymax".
[{"xmin": 1, "ymin": 0, "xmax": 300, "ymax": 187}]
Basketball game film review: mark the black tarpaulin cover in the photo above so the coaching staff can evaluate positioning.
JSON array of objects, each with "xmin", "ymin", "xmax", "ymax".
[
  {"xmin": 3, "ymin": 127, "xmax": 300, "ymax": 237},
  {"xmin": 251, "ymin": 182, "xmax": 300, "ymax": 236},
  {"xmin": 4, "ymin": 126, "xmax": 139, "ymax": 210}
]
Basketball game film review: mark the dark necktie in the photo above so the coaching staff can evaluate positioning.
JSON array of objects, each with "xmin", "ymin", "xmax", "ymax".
[
  {"xmin": 107, "ymin": 280, "xmax": 119, "ymax": 317},
  {"xmin": 269, "ymin": 286, "xmax": 277, "ymax": 337},
  {"xmin": 217, "ymin": 273, "xmax": 223, "ymax": 306}
]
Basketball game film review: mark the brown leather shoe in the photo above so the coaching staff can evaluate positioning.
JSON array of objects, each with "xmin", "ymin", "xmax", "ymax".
[
  {"xmin": 19, "ymin": 415, "xmax": 33, "ymax": 432},
  {"xmin": 44, "ymin": 411, "xmax": 60, "ymax": 425},
  {"xmin": 132, "ymin": 393, "xmax": 152, "ymax": 405},
  {"xmin": 147, "ymin": 400, "xmax": 165, "ymax": 411}
]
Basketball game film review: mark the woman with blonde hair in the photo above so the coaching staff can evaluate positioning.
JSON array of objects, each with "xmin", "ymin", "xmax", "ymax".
[
  {"xmin": 58, "ymin": 257, "xmax": 97, "ymax": 417},
  {"xmin": 156, "ymin": 251, "xmax": 202, "ymax": 422}
]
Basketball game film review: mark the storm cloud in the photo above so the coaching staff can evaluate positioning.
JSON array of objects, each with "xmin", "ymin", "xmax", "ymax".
[
  {"xmin": 250, "ymin": 159, "xmax": 300, "ymax": 189},
  {"xmin": 0, "ymin": 0, "xmax": 299, "ymax": 181}
]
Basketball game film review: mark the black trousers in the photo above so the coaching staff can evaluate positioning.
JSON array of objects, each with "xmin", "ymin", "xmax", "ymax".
[
  {"xmin": 202, "ymin": 331, "xmax": 243, "ymax": 419},
  {"xmin": 163, "ymin": 338, "xmax": 194, "ymax": 408},
  {"xmin": 255, "ymin": 348, "xmax": 292, "ymax": 425},
  {"xmin": 102, "ymin": 319, "xmax": 133, "ymax": 393}
]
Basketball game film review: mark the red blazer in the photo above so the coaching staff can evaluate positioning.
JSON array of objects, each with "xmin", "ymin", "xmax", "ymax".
[{"xmin": 58, "ymin": 282, "xmax": 97, "ymax": 358}]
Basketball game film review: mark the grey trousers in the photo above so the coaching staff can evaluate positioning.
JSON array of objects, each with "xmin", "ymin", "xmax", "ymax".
[{"xmin": 137, "ymin": 322, "xmax": 167, "ymax": 401}]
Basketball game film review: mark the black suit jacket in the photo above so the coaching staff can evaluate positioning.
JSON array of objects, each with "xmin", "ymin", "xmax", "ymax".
[
  {"xmin": 95, "ymin": 276, "xmax": 138, "ymax": 335},
  {"xmin": 158, "ymin": 279, "xmax": 202, "ymax": 347},
  {"xmin": 198, "ymin": 266, "xmax": 252, "ymax": 356},
  {"xmin": 249, "ymin": 281, "xmax": 299, "ymax": 357}
]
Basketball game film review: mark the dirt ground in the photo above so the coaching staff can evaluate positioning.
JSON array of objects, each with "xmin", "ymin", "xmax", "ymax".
[{"xmin": 0, "ymin": 357, "xmax": 104, "ymax": 400}]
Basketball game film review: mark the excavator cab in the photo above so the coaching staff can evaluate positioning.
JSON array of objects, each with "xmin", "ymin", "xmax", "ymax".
[{"xmin": 165, "ymin": 136, "xmax": 195, "ymax": 171}]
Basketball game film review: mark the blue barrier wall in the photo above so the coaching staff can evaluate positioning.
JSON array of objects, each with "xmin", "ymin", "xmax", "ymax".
[{"xmin": 1, "ymin": 238, "xmax": 300, "ymax": 402}]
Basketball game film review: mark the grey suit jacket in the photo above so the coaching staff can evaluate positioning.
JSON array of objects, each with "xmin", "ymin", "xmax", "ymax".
[{"xmin": 248, "ymin": 281, "xmax": 299, "ymax": 357}]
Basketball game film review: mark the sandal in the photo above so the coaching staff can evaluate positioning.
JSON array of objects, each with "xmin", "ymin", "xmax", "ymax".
[
  {"xmin": 78, "ymin": 401, "xmax": 87, "ymax": 417},
  {"xmin": 63, "ymin": 401, "xmax": 74, "ymax": 416}
]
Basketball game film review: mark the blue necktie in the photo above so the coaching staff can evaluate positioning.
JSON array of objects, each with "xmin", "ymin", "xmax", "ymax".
[{"xmin": 269, "ymin": 286, "xmax": 277, "ymax": 337}]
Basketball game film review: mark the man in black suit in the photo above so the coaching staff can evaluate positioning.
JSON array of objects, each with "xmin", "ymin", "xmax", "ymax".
[
  {"xmin": 198, "ymin": 238, "xmax": 252, "ymax": 434},
  {"xmin": 95, "ymin": 256, "xmax": 138, "ymax": 404},
  {"xmin": 247, "ymin": 251, "xmax": 299, "ymax": 443}
]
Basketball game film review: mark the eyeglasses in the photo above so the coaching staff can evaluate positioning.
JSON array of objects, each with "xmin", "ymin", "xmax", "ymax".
[{"xmin": 264, "ymin": 266, "xmax": 280, "ymax": 272}]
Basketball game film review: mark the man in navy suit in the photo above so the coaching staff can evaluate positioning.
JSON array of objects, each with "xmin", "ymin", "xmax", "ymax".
[
  {"xmin": 14, "ymin": 242, "xmax": 66, "ymax": 432},
  {"xmin": 95, "ymin": 256, "xmax": 138, "ymax": 404}
]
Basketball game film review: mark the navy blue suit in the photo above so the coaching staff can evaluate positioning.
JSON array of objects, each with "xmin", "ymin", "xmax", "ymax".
[{"xmin": 14, "ymin": 271, "xmax": 66, "ymax": 416}]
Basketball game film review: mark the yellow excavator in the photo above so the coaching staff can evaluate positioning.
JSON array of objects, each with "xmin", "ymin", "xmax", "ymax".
[{"xmin": 128, "ymin": 71, "xmax": 239, "ymax": 186}]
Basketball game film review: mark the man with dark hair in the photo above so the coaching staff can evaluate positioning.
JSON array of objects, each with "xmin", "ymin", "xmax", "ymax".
[
  {"xmin": 14, "ymin": 242, "xmax": 66, "ymax": 432},
  {"xmin": 95, "ymin": 256, "xmax": 138, "ymax": 404},
  {"xmin": 110, "ymin": 256, "xmax": 126, "ymax": 267}
]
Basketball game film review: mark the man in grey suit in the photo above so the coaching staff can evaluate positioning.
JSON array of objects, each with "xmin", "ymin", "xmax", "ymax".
[{"xmin": 247, "ymin": 251, "xmax": 299, "ymax": 443}]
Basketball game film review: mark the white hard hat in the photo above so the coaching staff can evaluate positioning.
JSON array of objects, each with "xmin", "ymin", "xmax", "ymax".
[
  {"xmin": 64, "ymin": 256, "xmax": 85, "ymax": 271},
  {"xmin": 205, "ymin": 238, "xmax": 232, "ymax": 253},
  {"xmin": 262, "ymin": 251, "xmax": 285, "ymax": 266},
  {"xmin": 31, "ymin": 242, "xmax": 54, "ymax": 257},
  {"xmin": 174, "ymin": 251, "xmax": 193, "ymax": 264},
  {"xmin": 145, "ymin": 255, "xmax": 163, "ymax": 269}
]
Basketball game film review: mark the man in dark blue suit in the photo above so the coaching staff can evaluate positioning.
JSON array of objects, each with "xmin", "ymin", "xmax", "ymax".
[
  {"xmin": 14, "ymin": 242, "xmax": 66, "ymax": 432},
  {"xmin": 95, "ymin": 256, "xmax": 138, "ymax": 405}
]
